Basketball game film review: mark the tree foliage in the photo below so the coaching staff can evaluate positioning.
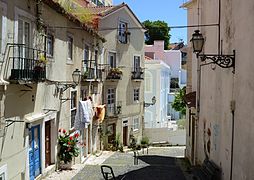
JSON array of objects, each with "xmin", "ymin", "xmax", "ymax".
[
  {"xmin": 142, "ymin": 20, "xmax": 171, "ymax": 50},
  {"xmin": 172, "ymin": 87, "xmax": 186, "ymax": 115},
  {"xmin": 57, "ymin": 0, "xmax": 97, "ymax": 28}
]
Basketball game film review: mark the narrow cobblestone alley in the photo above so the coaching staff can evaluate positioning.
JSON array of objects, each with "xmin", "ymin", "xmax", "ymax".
[{"xmin": 73, "ymin": 147, "xmax": 190, "ymax": 180}]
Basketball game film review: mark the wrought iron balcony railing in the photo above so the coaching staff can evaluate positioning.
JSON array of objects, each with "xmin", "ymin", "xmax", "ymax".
[
  {"xmin": 9, "ymin": 44, "xmax": 46, "ymax": 82},
  {"xmin": 131, "ymin": 67, "xmax": 144, "ymax": 80},
  {"xmin": 105, "ymin": 101, "xmax": 122, "ymax": 117},
  {"xmin": 82, "ymin": 60, "xmax": 102, "ymax": 81}
]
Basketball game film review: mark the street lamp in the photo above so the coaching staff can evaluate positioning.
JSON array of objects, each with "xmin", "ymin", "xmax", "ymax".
[
  {"xmin": 191, "ymin": 30, "xmax": 235, "ymax": 72},
  {"xmin": 72, "ymin": 68, "xmax": 81, "ymax": 85},
  {"xmin": 144, "ymin": 96, "xmax": 156, "ymax": 108},
  {"xmin": 57, "ymin": 68, "xmax": 81, "ymax": 92}
]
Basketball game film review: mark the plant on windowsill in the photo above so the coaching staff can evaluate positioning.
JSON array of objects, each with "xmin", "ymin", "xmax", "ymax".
[
  {"xmin": 33, "ymin": 54, "xmax": 47, "ymax": 80},
  {"xmin": 82, "ymin": 71, "xmax": 89, "ymax": 80},
  {"xmin": 35, "ymin": 53, "xmax": 48, "ymax": 68},
  {"xmin": 58, "ymin": 128, "xmax": 79, "ymax": 170},
  {"xmin": 107, "ymin": 68, "xmax": 123, "ymax": 79}
]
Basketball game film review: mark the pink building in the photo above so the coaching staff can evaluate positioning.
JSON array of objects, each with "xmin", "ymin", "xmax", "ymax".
[{"xmin": 145, "ymin": 40, "xmax": 186, "ymax": 87}]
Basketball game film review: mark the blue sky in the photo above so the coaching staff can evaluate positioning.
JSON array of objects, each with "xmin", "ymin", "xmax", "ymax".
[{"xmin": 113, "ymin": 0, "xmax": 187, "ymax": 43}]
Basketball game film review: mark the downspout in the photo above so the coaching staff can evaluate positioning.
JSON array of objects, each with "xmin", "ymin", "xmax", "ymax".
[
  {"xmin": 195, "ymin": 54, "xmax": 201, "ymax": 166},
  {"xmin": 194, "ymin": 0, "xmax": 201, "ymax": 166},
  {"xmin": 230, "ymin": 102, "xmax": 235, "ymax": 180}
]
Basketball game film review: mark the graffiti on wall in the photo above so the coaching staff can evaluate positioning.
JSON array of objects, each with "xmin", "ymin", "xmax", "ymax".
[{"xmin": 212, "ymin": 124, "xmax": 220, "ymax": 151}]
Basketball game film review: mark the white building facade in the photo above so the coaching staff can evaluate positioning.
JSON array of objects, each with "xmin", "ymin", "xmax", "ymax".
[{"xmin": 144, "ymin": 59, "xmax": 170, "ymax": 128}]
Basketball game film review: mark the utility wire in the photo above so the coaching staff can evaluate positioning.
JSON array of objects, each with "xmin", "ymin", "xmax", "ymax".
[{"xmin": 47, "ymin": 23, "xmax": 219, "ymax": 31}]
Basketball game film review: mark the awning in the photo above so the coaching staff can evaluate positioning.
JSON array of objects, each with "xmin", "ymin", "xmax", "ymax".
[
  {"xmin": 183, "ymin": 91, "xmax": 196, "ymax": 108},
  {"xmin": 24, "ymin": 113, "xmax": 47, "ymax": 123}
]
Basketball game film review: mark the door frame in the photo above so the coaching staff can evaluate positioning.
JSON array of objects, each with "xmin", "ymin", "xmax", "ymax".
[
  {"xmin": 45, "ymin": 121, "xmax": 51, "ymax": 168},
  {"xmin": 122, "ymin": 118, "xmax": 129, "ymax": 146}
]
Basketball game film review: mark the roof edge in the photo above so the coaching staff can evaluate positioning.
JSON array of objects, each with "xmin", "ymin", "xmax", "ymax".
[{"xmin": 180, "ymin": 0, "xmax": 197, "ymax": 8}]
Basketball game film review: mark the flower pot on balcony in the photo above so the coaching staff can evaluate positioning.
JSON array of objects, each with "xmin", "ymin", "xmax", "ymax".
[{"xmin": 33, "ymin": 66, "xmax": 44, "ymax": 80}]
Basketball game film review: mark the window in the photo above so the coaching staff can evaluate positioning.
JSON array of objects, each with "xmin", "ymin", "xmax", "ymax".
[
  {"xmin": 118, "ymin": 21, "xmax": 128, "ymax": 44},
  {"xmin": 133, "ymin": 88, "xmax": 139, "ymax": 102},
  {"xmin": 47, "ymin": 34, "xmax": 54, "ymax": 57},
  {"xmin": 170, "ymin": 78, "xmax": 179, "ymax": 92},
  {"xmin": 108, "ymin": 52, "xmax": 116, "ymax": 68},
  {"xmin": 133, "ymin": 117, "xmax": 139, "ymax": 131},
  {"xmin": 107, "ymin": 88, "xmax": 115, "ymax": 114},
  {"xmin": 84, "ymin": 45, "xmax": 89, "ymax": 60},
  {"xmin": 70, "ymin": 90, "xmax": 77, "ymax": 127},
  {"xmin": 83, "ymin": 45, "xmax": 89, "ymax": 71},
  {"xmin": 67, "ymin": 35, "xmax": 73, "ymax": 60},
  {"xmin": 0, "ymin": 164, "xmax": 7, "ymax": 180},
  {"xmin": 133, "ymin": 56, "xmax": 141, "ymax": 72},
  {"xmin": 18, "ymin": 18, "xmax": 31, "ymax": 58}
]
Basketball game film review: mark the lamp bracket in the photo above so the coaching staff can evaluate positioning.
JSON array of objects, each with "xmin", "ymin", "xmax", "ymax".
[
  {"xmin": 56, "ymin": 83, "xmax": 76, "ymax": 93},
  {"xmin": 198, "ymin": 50, "xmax": 235, "ymax": 72},
  {"xmin": 144, "ymin": 102, "xmax": 153, "ymax": 108}
]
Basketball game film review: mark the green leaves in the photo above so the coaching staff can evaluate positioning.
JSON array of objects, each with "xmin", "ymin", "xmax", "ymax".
[
  {"xmin": 172, "ymin": 87, "xmax": 186, "ymax": 115},
  {"xmin": 58, "ymin": 129, "xmax": 80, "ymax": 163},
  {"xmin": 142, "ymin": 20, "xmax": 171, "ymax": 50}
]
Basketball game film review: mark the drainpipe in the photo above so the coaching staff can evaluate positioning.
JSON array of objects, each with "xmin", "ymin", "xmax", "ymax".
[
  {"xmin": 195, "ymin": 56, "xmax": 201, "ymax": 166},
  {"xmin": 229, "ymin": 102, "xmax": 235, "ymax": 180}
]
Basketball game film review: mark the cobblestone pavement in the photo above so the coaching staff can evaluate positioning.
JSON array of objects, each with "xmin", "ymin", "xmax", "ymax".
[{"xmin": 73, "ymin": 147, "xmax": 192, "ymax": 180}]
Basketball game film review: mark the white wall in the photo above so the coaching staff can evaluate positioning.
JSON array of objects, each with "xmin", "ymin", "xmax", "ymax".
[{"xmin": 144, "ymin": 60, "xmax": 170, "ymax": 128}]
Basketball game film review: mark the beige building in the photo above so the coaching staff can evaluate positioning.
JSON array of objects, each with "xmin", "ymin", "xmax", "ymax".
[
  {"xmin": 81, "ymin": 3, "xmax": 146, "ymax": 148},
  {"xmin": 0, "ymin": 0, "xmax": 103, "ymax": 179},
  {"xmin": 183, "ymin": 0, "xmax": 254, "ymax": 180}
]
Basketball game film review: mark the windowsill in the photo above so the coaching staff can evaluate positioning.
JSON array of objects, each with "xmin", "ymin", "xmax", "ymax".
[
  {"xmin": 133, "ymin": 129, "xmax": 139, "ymax": 133},
  {"xmin": 133, "ymin": 100, "xmax": 139, "ymax": 104},
  {"xmin": 47, "ymin": 55, "xmax": 54, "ymax": 62},
  {"xmin": 47, "ymin": 54, "xmax": 54, "ymax": 59},
  {"xmin": 66, "ymin": 59, "xmax": 73, "ymax": 65}
]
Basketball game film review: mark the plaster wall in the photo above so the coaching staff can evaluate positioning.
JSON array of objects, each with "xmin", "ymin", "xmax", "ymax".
[
  {"xmin": 99, "ymin": 7, "xmax": 145, "ymax": 144},
  {"xmin": 145, "ymin": 41, "xmax": 183, "ymax": 78},
  {"xmin": 186, "ymin": 0, "xmax": 254, "ymax": 179},
  {"xmin": 144, "ymin": 60, "xmax": 170, "ymax": 128},
  {"xmin": 0, "ymin": 0, "xmax": 101, "ymax": 178}
]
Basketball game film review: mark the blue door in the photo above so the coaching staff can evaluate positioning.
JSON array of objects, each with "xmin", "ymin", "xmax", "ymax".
[{"xmin": 29, "ymin": 125, "xmax": 41, "ymax": 180}]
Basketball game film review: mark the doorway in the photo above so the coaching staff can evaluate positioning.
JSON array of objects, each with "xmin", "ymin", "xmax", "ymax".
[
  {"xmin": 45, "ymin": 121, "xmax": 51, "ymax": 168},
  {"xmin": 29, "ymin": 125, "xmax": 41, "ymax": 180},
  {"xmin": 123, "ymin": 126, "xmax": 128, "ymax": 146}
]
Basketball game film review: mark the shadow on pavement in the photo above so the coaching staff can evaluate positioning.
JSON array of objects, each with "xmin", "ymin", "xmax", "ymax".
[
  {"xmin": 138, "ymin": 155, "xmax": 177, "ymax": 166},
  {"xmin": 114, "ymin": 155, "xmax": 186, "ymax": 180}
]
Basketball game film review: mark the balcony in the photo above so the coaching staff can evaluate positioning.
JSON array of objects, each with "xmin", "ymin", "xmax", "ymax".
[
  {"xmin": 131, "ymin": 67, "xmax": 144, "ymax": 81},
  {"xmin": 106, "ymin": 101, "xmax": 122, "ymax": 117},
  {"xmin": 9, "ymin": 44, "xmax": 46, "ymax": 82},
  {"xmin": 81, "ymin": 60, "xmax": 102, "ymax": 82},
  {"xmin": 106, "ymin": 67, "xmax": 123, "ymax": 81}
]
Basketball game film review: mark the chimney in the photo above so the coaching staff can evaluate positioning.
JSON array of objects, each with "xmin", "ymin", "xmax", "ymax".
[{"xmin": 154, "ymin": 40, "xmax": 164, "ymax": 50}]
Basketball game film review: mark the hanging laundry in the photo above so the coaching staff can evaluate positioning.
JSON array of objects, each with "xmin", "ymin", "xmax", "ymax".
[
  {"xmin": 95, "ymin": 105, "xmax": 106, "ymax": 123},
  {"xmin": 74, "ymin": 100, "xmax": 94, "ymax": 130}
]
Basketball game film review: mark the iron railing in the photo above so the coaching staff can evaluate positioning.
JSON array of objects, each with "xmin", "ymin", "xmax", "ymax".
[
  {"xmin": 131, "ymin": 67, "xmax": 144, "ymax": 80},
  {"xmin": 106, "ymin": 101, "xmax": 122, "ymax": 117},
  {"xmin": 9, "ymin": 44, "xmax": 46, "ymax": 81},
  {"xmin": 82, "ymin": 59, "xmax": 102, "ymax": 81}
]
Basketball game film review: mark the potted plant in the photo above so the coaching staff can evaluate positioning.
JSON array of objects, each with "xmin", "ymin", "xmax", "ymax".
[
  {"xmin": 34, "ymin": 53, "xmax": 47, "ymax": 80},
  {"xmin": 82, "ymin": 70, "xmax": 89, "ymax": 80},
  {"xmin": 108, "ymin": 68, "xmax": 123, "ymax": 79},
  {"xmin": 35, "ymin": 53, "xmax": 48, "ymax": 69},
  {"xmin": 58, "ymin": 128, "xmax": 79, "ymax": 170}
]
